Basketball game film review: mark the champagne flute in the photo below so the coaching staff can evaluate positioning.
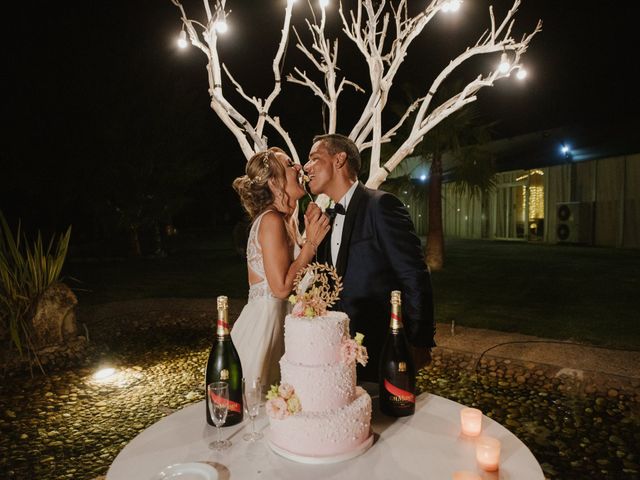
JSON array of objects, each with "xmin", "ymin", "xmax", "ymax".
[
  {"xmin": 207, "ymin": 381, "xmax": 232, "ymax": 450},
  {"xmin": 242, "ymin": 377, "xmax": 263, "ymax": 442}
]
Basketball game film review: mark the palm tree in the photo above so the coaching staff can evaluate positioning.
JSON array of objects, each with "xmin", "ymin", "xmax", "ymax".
[{"xmin": 384, "ymin": 83, "xmax": 496, "ymax": 270}]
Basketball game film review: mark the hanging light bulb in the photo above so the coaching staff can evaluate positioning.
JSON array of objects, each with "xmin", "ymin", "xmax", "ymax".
[
  {"xmin": 449, "ymin": 0, "xmax": 462, "ymax": 11},
  {"xmin": 177, "ymin": 29, "xmax": 188, "ymax": 49},
  {"xmin": 214, "ymin": 20, "xmax": 228, "ymax": 34},
  {"xmin": 441, "ymin": 0, "xmax": 462, "ymax": 13},
  {"xmin": 498, "ymin": 52, "xmax": 510, "ymax": 74},
  {"xmin": 516, "ymin": 67, "xmax": 528, "ymax": 80}
]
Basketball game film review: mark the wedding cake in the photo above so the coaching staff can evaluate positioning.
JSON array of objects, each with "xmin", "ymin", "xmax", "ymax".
[{"xmin": 266, "ymin": 264, "xmax": 373, "ymax": 462}]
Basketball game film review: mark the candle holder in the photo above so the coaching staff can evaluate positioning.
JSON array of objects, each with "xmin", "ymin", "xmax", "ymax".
[
  {"xmin": 460, "ymin": 407, "xmax": 482, "ymax": 436},
  {"xmin": 452, "ymin": 471, "xmax": 482, "ymax": 480},
  {"xmin": 476, "ymin": 436, "xmax": 501, "ymax": 471}
]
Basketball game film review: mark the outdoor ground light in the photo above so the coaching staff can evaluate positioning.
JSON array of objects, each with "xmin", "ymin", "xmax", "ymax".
[
  {"xmin": 177, "ymin": 30, "xmax": 188, "ymax": 49},
  {"xmin": 93, "ymin": 367, "xmax": 116, "ymax": 381}
]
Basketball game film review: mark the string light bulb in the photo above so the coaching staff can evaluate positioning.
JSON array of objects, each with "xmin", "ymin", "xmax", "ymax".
[
  {"xmin": 177, "ymin": 29, "xmax": 188, "ymax": 49},
  {"xmin": 498, "ymin": 52, "xmax": 510, "ymax": 74},
  {"xmin": 214, "ymin": 20, "xmax": 228, "ymax": 34},
  {"xmin": 516, "ymin": 67, "xmax": 527, "ymax": 80},
  {"xmin": 320, "ymin": 0, "xmax": 329, "ymax": 7},
  {"xmin": 441, "ymin": 0, "xmax": 462, "ymax": 13}
]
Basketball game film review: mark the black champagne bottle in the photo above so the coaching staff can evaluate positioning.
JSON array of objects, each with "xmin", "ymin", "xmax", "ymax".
[
  {"xmin": 379, "ymin": 290, "xmax": 416, "ymax": 417},
  {"xmin": 205, "ymin": 295, "xmax": 243, "ymax": 426}
]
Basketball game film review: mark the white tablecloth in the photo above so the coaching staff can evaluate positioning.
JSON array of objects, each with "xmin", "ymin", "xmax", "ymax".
[{"xmin": 107, "ymin": 391, "xmax": 544, "ymax": 480}]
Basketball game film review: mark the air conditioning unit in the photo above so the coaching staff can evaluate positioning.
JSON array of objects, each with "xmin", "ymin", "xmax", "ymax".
[{"xmin": 556, "ymin": 202, "xmax": 593, "ymax": 244}]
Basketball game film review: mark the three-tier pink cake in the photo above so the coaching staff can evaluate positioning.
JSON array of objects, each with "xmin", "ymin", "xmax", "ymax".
[{"xmin": 267, "ymin": 311, "xmax": 373, "ymax": 461}]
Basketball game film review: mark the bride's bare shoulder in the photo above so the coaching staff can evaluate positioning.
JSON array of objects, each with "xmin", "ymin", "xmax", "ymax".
[{"xmin": 258, "ymin": 210, "xmax": 286, "ymax": 235}]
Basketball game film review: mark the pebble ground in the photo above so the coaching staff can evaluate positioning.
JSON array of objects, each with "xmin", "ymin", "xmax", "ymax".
[{"xmin": 0, "ymin": 308, "xmax": 638, "ymax": 480}]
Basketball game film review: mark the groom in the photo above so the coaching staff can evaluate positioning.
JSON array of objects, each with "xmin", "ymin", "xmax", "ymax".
[{"xmin": 304, "ymin": 133, "xmax": 435, "ymax": 381}]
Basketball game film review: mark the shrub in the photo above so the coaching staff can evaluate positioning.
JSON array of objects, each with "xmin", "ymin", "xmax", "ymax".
[{"xmin": 0, "ymin": 211, "xmax": 72, "ymax": 363}]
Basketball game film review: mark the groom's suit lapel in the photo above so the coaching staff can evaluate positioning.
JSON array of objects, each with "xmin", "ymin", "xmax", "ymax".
[{"xmin": 335, "ymin": 182, "xmax": 366, "ymax": 277}]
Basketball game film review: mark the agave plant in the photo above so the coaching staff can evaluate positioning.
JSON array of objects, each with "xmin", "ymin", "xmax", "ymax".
[{"xmin": 0, "ymin": 211, "xmax": 71, "ymax": 364}]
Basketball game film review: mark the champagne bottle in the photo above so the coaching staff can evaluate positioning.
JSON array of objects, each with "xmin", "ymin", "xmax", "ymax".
[
  {"xmin": 205, "ymin": 295, "xmax": 243, "ymax": 426},
  {"xmin": 379, "ymin": 290, "xmax": 416, "ymax": 417}
]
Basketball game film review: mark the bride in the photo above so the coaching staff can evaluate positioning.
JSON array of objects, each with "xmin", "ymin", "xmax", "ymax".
[{"xmin": 231, "ymin": 147, "xmax": 330, "ymax": 386}]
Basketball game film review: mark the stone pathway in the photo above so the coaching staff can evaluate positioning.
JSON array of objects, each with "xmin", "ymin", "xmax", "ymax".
[
  {"xmin": 0, "ymin": 298, "xmax": 638, "ymax": 479},
  {"xmin": 435, "ymin": 324, "xmax": 640, "ymax": 398}
]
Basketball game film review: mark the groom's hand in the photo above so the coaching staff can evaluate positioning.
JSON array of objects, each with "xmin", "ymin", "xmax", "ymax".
[{"xmin": 411, "ymin": 346, "xmax": 432, "ymax": 372}]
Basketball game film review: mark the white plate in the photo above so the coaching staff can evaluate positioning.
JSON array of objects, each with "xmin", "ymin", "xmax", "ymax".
[{"xmin": 153, "ymin": 462, "xmax": 218, "ymax": 480}]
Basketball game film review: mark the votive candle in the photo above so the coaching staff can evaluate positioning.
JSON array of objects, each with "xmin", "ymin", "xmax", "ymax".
[
  {"xmin": 452, "ymin": 471, "xmax": 482, "ymax": 480},
  {"xmin": 476, "ymin": 436, "xmax": 501, "ymax": 471},
  {"xmin": 460, "ymin": 407, "xmax": 483, "ymax": 436}
]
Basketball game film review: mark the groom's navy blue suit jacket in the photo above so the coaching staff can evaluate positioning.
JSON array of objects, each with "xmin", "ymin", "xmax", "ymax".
[{"xmin": 318, "ymin": 182, "xmax": 436, "ymax": 381}]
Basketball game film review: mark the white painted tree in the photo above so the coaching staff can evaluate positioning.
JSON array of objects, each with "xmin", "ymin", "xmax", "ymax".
[{"xmin": 171, "ymin": 0, "xmax": 541, "ymax": 189}]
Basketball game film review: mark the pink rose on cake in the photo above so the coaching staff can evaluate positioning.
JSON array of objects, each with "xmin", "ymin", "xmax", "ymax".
[
  {"xmin": 266, "ymin": 397, "xmax": 288, "ymax": 420},
  {"xmin": 291, "ymin": 300, "xmax": 306, "ymax": 317},
  {"xmin": 341, "ymin": 332, "xmax": 369, "ymax": 367},
  {"xmin": 265, "ymin": 382, "xmax": 302, "ymax": 419},
  {"xmin": 341, "ymin": 339, "xmax": 358, "ymax": 363},
  {"xmin": 278, "ymin": 382, "xmax": 294, "ymax": 400}
]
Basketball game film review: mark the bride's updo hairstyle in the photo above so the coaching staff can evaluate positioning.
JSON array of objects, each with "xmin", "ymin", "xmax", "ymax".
[{"xmin": 233, "ymin": 147, "xmax": 288, "ymax": 219}]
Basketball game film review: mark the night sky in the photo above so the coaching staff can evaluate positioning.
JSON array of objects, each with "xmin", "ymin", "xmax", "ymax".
[{"xmin": 2, "ymin": 0, "xmax": 638, "ymax": 236}]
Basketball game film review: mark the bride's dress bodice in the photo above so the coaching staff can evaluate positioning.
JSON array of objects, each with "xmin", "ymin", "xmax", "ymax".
[
  {"xmin": 233, "ymin": 209, "xmax": 299, "ymax": 385},
  {"xmin": 246, "ymin": 211, "xmax": 300, "ymax": 301}
]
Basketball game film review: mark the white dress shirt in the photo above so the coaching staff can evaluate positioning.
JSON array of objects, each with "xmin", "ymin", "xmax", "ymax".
[{"xmin": 331, "ymin": 181, "xmax": 358, "ymax": 266}]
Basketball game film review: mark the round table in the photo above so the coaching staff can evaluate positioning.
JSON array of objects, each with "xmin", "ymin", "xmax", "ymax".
[{"xmin": 107, "ymin": 391, "xmax": 544, "ymax": 479}]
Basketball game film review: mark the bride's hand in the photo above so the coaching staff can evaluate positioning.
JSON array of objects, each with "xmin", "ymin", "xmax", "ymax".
[{"xmin": 304, "ymin": 202, "xmax": 322, "ymax": 224}]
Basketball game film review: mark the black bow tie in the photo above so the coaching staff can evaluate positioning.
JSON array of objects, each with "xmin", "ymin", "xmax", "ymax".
[{"xmin": 326, "ymin": 203, "xmax": 346, "ymax": 218}]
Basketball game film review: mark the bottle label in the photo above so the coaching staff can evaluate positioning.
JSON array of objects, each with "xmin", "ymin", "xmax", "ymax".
[
  {"xmin": 217, "ymin": 318, "xmax": 231, "ymax": 337},
  {"xmin": 384, "ymin": 379, "xmax": 415, "ymax": 403},
  {"xmin": 209, "ymin": 391, "xmax": 242, "ymax": 413},
  {"xmin": 390, "ymin": 312, "xmax": 402, "ymax": 331},
  {"xmin": 220, "ymin": 369, "xmax": 229, "ymax": 380}
]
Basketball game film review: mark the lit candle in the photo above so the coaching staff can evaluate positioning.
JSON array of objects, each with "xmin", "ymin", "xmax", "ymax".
[
  {"xmin": 460, "ymin": 407, "xmax": 482, "ymax": 436},
  {"xmin": 476, "ymin": 436, "xmax": 501, "ymax": 471},
  {"xmin": 452, "ymin": 471, "xmax": 482, "ymax": 480}
]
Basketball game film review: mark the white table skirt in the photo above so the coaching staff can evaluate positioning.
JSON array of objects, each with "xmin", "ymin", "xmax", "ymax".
[{"xmin": 107, "ymin": 392, "xmax": 544, "ymax": 480}]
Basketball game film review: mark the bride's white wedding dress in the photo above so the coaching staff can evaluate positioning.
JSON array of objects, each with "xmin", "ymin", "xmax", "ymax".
[{"xmin": 230, "ymin": 211, "xmax": 295, "ymax": 387}]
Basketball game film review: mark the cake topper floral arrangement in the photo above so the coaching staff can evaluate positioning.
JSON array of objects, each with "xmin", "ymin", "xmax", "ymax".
[
  {"xmin": 288, "ymin": 262, "xmax": 343, "ymax": 318},
  {"xmin": 289, "ymin": 262, "xmax": 368, "ymax": 366}
]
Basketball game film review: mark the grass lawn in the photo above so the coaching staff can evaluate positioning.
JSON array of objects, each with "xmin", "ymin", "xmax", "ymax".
[
  {"xmin": 432, "ymin": 238, "xmax": 640, "ymax": 350},
  {"xmin": 63, "ymin": 230, "xmax": 640, "ymax": 350}
]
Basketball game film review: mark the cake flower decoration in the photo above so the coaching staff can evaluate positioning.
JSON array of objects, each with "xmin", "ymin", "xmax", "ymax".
[
  {"xmin": 341, "ymin": 332, "xmax": 369, "ymax": 367},
  {"xmin": 266, "ymin": 382, "xmax": 302, "ymax": 418},
  {"xmin": 288, "ymin": 262, "xmax": 343, "ymax": 318}
]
